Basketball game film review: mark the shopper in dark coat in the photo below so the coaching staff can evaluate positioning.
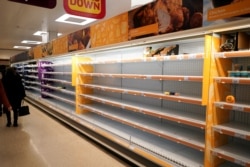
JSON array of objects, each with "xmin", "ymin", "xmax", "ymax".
[
  {"xmin": 0, "ymin": 79, "xmax": 12, "ymax": 114},
  {"xmin": 2, "ymin": 67, "xmax": 26, "ymax": 127}
]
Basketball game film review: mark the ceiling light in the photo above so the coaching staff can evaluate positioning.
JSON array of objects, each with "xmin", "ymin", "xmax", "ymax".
[
  {"xmin": 131, "ymin": 0, "xmax": 155, "ymax": 9},
  {"xmin": 57, "ymin": 33, "xmax": 62, "ymax": 36},
  {"xmin": 33, "ymin": 31, "xmax": 48, "ymax": 36},
  {"xmin": 13, "ymin": 46, "xmax": 31, "ymax": 49},
  {"xmin": 55, "ymin": 14, "xmax": 96, "ymax": 25},
  {"xmin": 21, "ymin": 40, "xmax": 43, "ymax": 45}
]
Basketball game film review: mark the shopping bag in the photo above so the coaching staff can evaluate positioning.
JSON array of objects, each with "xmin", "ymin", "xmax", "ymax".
[{"xmin": 18, "ymin": 105, "xmax": 30, "ymax": 116}]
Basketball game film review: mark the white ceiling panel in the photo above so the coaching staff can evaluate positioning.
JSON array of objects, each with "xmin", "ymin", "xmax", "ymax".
[{"xmin": 0, "ymin": 0, "xmax": 137, "ymax": 61}]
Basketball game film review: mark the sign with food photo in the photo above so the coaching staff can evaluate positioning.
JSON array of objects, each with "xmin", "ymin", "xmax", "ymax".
[
  {"xmin": 207, "ymin": 0, "xmax": 250, "ymax": 21},
  {"xmin": 203, "ymin": 0, "xmax": 250, "ymax": 26},
  {"xmin": 128, "ymin": 0, "xmax": 203, "ymax": 39}
]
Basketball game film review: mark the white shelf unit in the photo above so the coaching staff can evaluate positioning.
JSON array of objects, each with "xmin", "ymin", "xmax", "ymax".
[
  {"xmin": 21, "ymin": 60, "xmax": 41, "ymax": 94},
  {"xmin": 11, "ymin": 19, "xmax": 250, "ymax": 167},
  {"xmin": 211, "ymin": 44, "xmax": 250, "ymax": 166},
  {"xmin": 75, "ymin": 35, "xmax": 207, "ymax": 167},
  {"xmin": 12, "ymin": 56, "xmax": 76, "ymax": 113}
]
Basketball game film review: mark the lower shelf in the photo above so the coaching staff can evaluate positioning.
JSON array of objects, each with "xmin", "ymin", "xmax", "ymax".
[
  {"xmin": 26, "ymin": 92, "xmax": 204, "ymax": 167},
  {"xmin": 77, "ymin": 112, "xmax": 205, "ymax": 167},
  {"xmin": 212, "ymin": 143, "xmax": 250, "ymax": 166}
]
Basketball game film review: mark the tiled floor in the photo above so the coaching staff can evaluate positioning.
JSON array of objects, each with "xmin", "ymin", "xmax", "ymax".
[{"xmin": 0, "ymin": 102, "xmax": 128, "ymax": 167}]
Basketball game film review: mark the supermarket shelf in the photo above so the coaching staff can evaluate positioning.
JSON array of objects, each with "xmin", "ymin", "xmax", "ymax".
[
  {"xmin": 26, "ymin": 93, "xmax": 203, "ymax": 167},
  {"xmin": 27, "ymin": 70, "xmax": 38, "ymax": 74},
  {"xmin": 214, "ymin": 102, "xmax": 250, "ymax": 113},
  {"xmin": 41, "ymin": 91, "xmax": 75, "ymax": 105},
  {"xmin": 79, "ymin": 103, "xmax": 205, "ymax": 152},
  {"xmin": 78, "ymin": 53, "xmax": 204, "ymax": 65},
  {"xmin": 41, "ymin": 62, "xmax": 72, "ymax": 67},
  {"xmin": 82, "ymin": 84, "xmax": 202, "ymax": 105},
  {"xmin": 213, "ymin": 122, "xmax": 250, "ymax": 140},
  {"xmin": 214, "ymin": 77, "xmax": 250, "ymax": 85},
  {"xmin": 80, "ymin": 94, "xmax": 205, "ymax": 129},
  {"xmin": 42, "ymin": 71, "xmax": 72, "ymax": 75},
  {"xmin": 42, "ymin": 78, "xmax": 72, "ymax": 85},
  {"xmin": 26, "ymin": 75, "xmax": 39, "ymax": 79},
  {"xmin": 24, "ymin": 81, "xmax": 41, "ymax": 86},
  {"xmin": 24, "ymin": 64, "xmax": 38, "ymax": 68},
  {"xmin": 214, "ymin": 50, "xmax": 250, "ymax": 58},
  {"xmin": 212, "ymin": 143, "xmax": 250, "ymax": 167},
  {"xmin": 27, "ymin": 86, "xmax": 41, "ymax": 92},
  {"xmin": 41, "ymin": 84, "xmax": 75, "ymax": 95},
  {"xmin": 80, "ymin": 73, "xmax": 203, "ymax": 82}
]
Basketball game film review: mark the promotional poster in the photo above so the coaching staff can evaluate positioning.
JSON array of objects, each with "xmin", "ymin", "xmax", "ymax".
[
  {"xmin": 128, "ymin": 0, "xmax": 203, "ymax": 39},
  {"xmin": 203, "ymin": 0, "xmax": 250, "ymax": 26}
]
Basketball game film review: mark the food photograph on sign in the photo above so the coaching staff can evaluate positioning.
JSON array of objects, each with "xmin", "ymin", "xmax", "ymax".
[
  {"xmin": 68, "ymin": 27, "xmax": 91, "ymax": 52},
  {"xmin": 128, "ymin": 0, "xmax": 203, "ymax": 39}
]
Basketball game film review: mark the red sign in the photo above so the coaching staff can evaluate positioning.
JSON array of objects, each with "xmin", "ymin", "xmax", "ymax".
[
  {"xmin": 8, "ymin": 0, "xmax": 56, "ymax": 9},
  {"xmin": 63, "ymin": 0, "xmax": 106, "ymax": 19}
]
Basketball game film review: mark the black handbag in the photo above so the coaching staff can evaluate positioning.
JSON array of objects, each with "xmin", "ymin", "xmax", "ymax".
[{"xmin": 18, "ymin": 103, "xmax": 30, "ymax": 117}]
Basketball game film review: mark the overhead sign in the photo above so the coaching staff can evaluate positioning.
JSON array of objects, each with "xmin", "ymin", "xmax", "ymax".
[
  {"xmin": 8, "ymin": 0, "xmax": 56, "ymax": 9},
  {"xmin": 207, "ymin": 0, "xmax": 250, "ymax": 21},
  {"xmin": 63, "ymin": 0, "xmax": 106, "ymax": 19}
]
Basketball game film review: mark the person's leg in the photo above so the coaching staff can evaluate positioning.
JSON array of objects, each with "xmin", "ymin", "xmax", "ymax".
[
  {"xmin": 0, "ymin": 104, "xmax": 2, "ymax": 117},
  {"xmin": 4, "ymin": 107, "xmax": 11, "ymax": 127},
  {"xmin": 13, "ymin": 109, "xmax": 18, "ymax": 127}
]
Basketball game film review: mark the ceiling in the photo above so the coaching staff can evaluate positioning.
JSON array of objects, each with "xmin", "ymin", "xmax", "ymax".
[{"xmin": 0, "ymin": 0, "xmax": 151, "ymax": 62}]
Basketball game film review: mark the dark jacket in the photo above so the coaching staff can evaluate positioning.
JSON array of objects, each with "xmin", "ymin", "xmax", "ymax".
[{"xmin": 2, "ymin": 67, "xmax": 25, "ymax": 109}]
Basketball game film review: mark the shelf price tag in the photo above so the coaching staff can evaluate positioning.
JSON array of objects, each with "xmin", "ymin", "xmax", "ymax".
[
  {"xmin": 232, "ymin": 105, "xmax": 244, "ymax": 112},
  {"xmin": 234, "ymin": 133, "xmax": 246, "ymax": 139},
  {"xmin": 164, "ymin": 56, "xmax": 170, "ymax": 61},
  {"xmin": 151, "ymin": 57, "xmax": 157, "ymax": 62},
  {"xmin": 177, "ymin": 55, "xmax": 183, "ymax": 60},
  {"xmin": 215, "ymin": 78, "xmax": 221, "ymax": 83},
  {"xmin": 232, "ymin": 78, "xmax": 240, "ymax": 84},
  {"xmin": 234, "ymin": 159, "xmax": 246, "ymax": 166},
  {"xmin": 188, "ymin": 54, "xmax": 196, "ymax": 59},
  {"xmin": 123, "ymin": 90, "xmax": 128, "ymax": 94},
  {"xmin": 184, "ymin": 76, "xmax": 189, "ymax": 81},
  {"xmin": 215, "ymin": 103, "xmax": 224, "ymax": 109},
  {"xmin": 214, "ymin": 53, "xmax": 225, "ymax": 58}
]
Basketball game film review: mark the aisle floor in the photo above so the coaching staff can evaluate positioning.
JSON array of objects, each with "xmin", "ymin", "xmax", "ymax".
[{"xmin": 0, "ymin": 102, "xmax": 128, "ymax": 167}]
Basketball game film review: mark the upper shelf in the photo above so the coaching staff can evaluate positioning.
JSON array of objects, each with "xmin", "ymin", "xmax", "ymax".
[
  {"xmin": 82, "ymin": 84, "xmax": 202, "ymax": 105},
  {"xmin": 78, "ymin": 53, "xmax": 204, "ymax": 65},
  {"xmin": 214, "ymin": 101, "xmax": 250, "ymax": 113},
  {"xmin": 212, "ymin": 143, "xmax": 250, "ymax": 167},
  {"xmin": 80, "ymin": 73, "xmax": 203, "ymax": 82},
  {"xmin": 42, "ymin": 71, "xmax": 71, "ymax": 75},
  {"xmin": 214, "ymin": 50, "xmax": 250, "ymax": 58},
  {"xmin": 81, "ymin": 93, "xmax": 205, "ymax": 129},
  {"xmin": 41, "ymin": 62, "xmax": 71, "ymax": 67},
  {"xmin": 214, "ymin": 77, "xmax": 250, "ymax": 85},
  {"xmin": 79, "ymin": 103, "xmax": 205, "ymax": 152},
  {"xmin": 42, "ymin": 78, "xmax": 72, "ymax": 85},
  {"xmin": 213, "ymin": 122, "xmax": 250, "ymax": 140}
]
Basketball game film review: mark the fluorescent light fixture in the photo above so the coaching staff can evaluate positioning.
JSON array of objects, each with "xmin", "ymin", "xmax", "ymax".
[
  {"xmin": 33, "ymin": 31, "xmax": 48, "ymax": 36},
  {"xmin": 13, "ymin": 46, "xmax": 31, "ymax": 49},
  {"xmin": 21, "ymin": 40, "xmax": 42, "ymax": 45},
  {"xmin": 55, "ymin": 14, "xmax": 96, "ymax": 25},
  {"xmin": 34, "ymin": 31, "xmax": 62, "ymax": 37},
  {"xmin": 131, "ymin": 0, "xmax": 155, "ymax": 9}
]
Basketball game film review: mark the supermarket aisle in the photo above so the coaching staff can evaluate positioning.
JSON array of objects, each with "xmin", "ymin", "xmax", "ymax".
[{"xmin": 0, "ymin": 102, "xmax": 128, "ymax": 167}]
